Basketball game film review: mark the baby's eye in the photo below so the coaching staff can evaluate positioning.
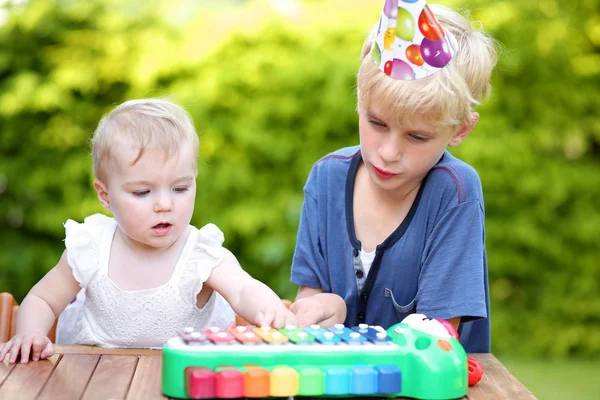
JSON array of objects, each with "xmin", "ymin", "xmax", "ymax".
[
  {"xmin": 173, "ymin": 187, "xmax": 189, "ymax": 193},
  {"xmin": 132, "ymin": 190, "xmax": 150, "ymax": 197}
]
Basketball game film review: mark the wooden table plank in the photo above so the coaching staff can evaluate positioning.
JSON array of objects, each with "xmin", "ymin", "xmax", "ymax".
[
  {"xmin": 468, "ymin": 354, "xmax": 537, "ymax": 400},
  {"xmin": 0, "ymin": 359, "xmax": 16, "ymax": 386},
  {"xmin": 0, "ymin": 354, "xmax": 60, "ymax": 399},
  {"xmin": 126, "ymin": 355, "xmax": 167, "ymax": 400},
  {"xmin": 54, "ymin": 344, "xmax": 160, "ymax": 356},
  {"xmin": 37, "ymin": 354, "xmax": 100, "ymax": 400},
  {"xmin": 81, "ymin": 355, "xmax": 139, "ymax": 400}
]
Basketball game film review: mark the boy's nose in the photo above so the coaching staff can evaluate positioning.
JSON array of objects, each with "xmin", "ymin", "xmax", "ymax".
[{"xmin": 379, "ymin": 138, "xmax": 403, "ymax": 163}]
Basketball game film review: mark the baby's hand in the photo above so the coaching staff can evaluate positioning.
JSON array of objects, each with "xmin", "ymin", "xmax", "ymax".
[
  {"xmin": 256, "ymin": 306, "xmax": 298, "ymax": 329},
  {"xmin": 0, "ymin": 331, "xmax": 54, "ymax": 364}
]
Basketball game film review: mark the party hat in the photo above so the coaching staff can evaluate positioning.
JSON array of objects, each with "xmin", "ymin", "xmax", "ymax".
[{"xmin": 371, "ymin": 0, "xmax": 455, "ymax": 80}]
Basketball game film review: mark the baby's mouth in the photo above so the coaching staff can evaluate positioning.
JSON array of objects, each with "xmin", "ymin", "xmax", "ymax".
[{"xmin": 153, "ymin": 223, "xmax": 172, "ymax": 229}]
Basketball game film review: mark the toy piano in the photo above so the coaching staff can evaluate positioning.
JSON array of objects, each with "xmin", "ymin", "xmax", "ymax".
[{"xmin": 162, "ymin": 314, "xmax": 482, "ymax": 399}]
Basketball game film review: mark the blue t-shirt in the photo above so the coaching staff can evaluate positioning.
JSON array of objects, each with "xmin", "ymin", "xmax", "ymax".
[{"xmin": 291, "ymin": 145, "xmax": 490, "ymax": 353}]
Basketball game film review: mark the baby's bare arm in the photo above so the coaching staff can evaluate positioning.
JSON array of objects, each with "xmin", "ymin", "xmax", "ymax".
[
  {"xmin": 1, "ymin": 250, "xmax": 80, "ymax": 363},
  {"xmin": 206, "ymin": 249, "xmax": 295, "ymax": 328},
  {"xmin": 18, "ymin": 250, "xmax": 81, "ymax": 333}
]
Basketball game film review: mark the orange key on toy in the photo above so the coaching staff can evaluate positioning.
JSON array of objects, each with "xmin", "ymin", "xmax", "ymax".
[{"xmin": 228, "ymin": 325, "xmax": 263, "ymax": 344}]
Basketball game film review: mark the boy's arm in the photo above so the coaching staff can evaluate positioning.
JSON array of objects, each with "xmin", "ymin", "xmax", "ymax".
[
  {"xmin": 290, "ymin": 286, "xmax": 347, "ymax": 328},
  {"xmin": 205, "ymin": 249, "xmax": 296, "ymax": 328}
]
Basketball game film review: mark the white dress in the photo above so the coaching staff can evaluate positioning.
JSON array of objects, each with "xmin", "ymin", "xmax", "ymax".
[{"xmin": 55, "ymin": 214, "xmax": 235, "ymax": 348}]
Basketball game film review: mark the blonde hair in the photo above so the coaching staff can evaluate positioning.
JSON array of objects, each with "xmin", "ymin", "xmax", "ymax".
[
  {"xmin": 91, "ymin": 98, "xmax": 199, "ymax": 181},
  {"xmin": 357, "ymin": 4, "xmax": 499, "ymax": 133}
]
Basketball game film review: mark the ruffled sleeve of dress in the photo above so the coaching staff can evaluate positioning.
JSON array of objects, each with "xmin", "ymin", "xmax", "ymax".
[
  {"xmin": 63, "ymin": 213, "xmax": 114, "ymax": 287},
  {"xmin": 187, "ymin": 223, "xmax": 225, "ymax": 298}
]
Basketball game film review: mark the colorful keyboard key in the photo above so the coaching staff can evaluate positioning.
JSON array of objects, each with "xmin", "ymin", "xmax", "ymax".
[
  {"xmin": 280, "ymin": 326, "xmax": 317, "ymax": 344},
  {"xmin": 204, "ymin": 327, "xmax": 237, "ymax": 344},
  {"xmin": 253, "ymin": 326, "xmax": 289, "ymax": 343},
  {"xmin": 244, "ymin": 367, "xmax": 270, "ymax": 398},
  {"xmin": 305, "ymin": 325, "xmax": 342, "ymax": 344},
  {"xmin": 329, "ymin": 324, "xmax": 368, "ymax": 344},
  {"xmin": 215, "ymin": 369, "xmax": 244, "ymax": 398},
  {"xmin": 352, "ymin": 324, "xmax": 392, "ymax": 343},
  {"xmin": 185, "ymin": 367, "xmax": 215, "ymax": 399},
  {"xmin": 297, "ymin": 367, "xmax": 325, "ymax": 396},
  {"xmin": 351, "ymin": 366, "xmax": 378, "ymax": 394},
  {"xmin": 376, "ymin": 365, "xmax": 402, "ymax": 394},
  {"xmin": 228, "ymin": 326, "xmax": 263, "ymax": 344},
  {"xmin": 325, "ymin": 367, "xmax": 351, "ymax": 395},
  {"xmin": 270, "ymin": 367, "xmax": 298, "ymax": 396}
]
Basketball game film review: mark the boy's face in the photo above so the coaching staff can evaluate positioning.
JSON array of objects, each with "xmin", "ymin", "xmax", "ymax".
[
  {"xmin": 358, "ymin": 102, "xmax": 471, "ymax": 195},
  {"xmin": 95, "ymin": 137, "xmax": 197, "ymax": 250}
]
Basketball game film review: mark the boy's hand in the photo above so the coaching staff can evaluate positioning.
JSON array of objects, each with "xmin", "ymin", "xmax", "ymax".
[
  {"xmin": 256, "ymin": 306, "xmax": 298, "ymax": 329},
  {"xmin": 0, "ymin": 331, "xmax": 54, "ymax": 364},
  {"xmin": 290, "ymin": 294, "xmax": 347, "ymax": 328}
]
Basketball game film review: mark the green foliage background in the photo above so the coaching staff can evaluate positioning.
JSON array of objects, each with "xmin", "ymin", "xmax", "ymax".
[{"xmin": 1, "ymin": 0, "xmax": 599, "ymax": 360}]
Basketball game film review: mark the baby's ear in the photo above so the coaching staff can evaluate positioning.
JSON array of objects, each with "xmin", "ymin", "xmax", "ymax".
[
  {"xmin": 93, "ymin": 179, "xmax": 111, "ymax": 210},
  {"xmin": 448, "ymin": 112, "xmax": 479, "ymax": 147}
]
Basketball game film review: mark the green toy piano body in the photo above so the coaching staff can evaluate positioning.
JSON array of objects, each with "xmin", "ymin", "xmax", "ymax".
[{"xmin": 162, "ymin": 316, "xmax": 470, "ymax": 399}]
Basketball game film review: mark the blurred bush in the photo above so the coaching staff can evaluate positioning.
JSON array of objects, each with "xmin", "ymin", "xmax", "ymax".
[{"xmin": 0, "ymin": 0, "xmax": 599, "ymax": 358}]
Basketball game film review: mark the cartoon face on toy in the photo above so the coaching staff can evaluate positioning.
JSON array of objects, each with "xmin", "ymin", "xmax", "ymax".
[{"xmin": 401, "ymin": 314, "xmax": 452, "ymax": 338}]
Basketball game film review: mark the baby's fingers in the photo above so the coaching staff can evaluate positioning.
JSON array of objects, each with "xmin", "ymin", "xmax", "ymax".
[
  {"xmin": 19, "ymin": 336, "xmax": 34, "ymax": 364},
  {"xmin": 7, "ymin": 337, "xmax": 22, "ymax": 364},
  {"xmin": 284, "ymin": 312, "xmax": 298, "ymax": 329},
  {"xmin": 257, "ymin": 308, "xmax": 275, "ymax": 327},
  {"xmin": 39, "ymin": 341, "xmax": 55, "ymax": 360},
  {"xmin": 0, "ymin": 340, "xmax": 13, "ymax": 361},
  {"xmin": 31, "ymin": 337, "xmax": 47, "ymax": 361}
]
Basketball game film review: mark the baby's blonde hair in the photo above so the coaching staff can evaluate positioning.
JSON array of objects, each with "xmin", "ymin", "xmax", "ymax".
[
  {"xmin": 91, "ymin": 98, "xmax": 199, "ymax": 181},
  {"xmin": 357, "ymin": 4, "xmax": 498, "ymax": 133}
]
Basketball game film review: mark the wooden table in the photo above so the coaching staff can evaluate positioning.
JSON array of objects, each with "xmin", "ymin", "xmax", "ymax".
[{"xmin": 0, "ymin": 345, "xmax": 536, "ymax": 399}]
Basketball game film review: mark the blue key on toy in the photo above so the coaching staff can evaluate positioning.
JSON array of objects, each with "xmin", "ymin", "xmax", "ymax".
[
  {"xmin": 376, "ymin": 365, "xmax": 402, "ymax": 394},
  {"xmin": 351, "ymin": 366, "xmax": 378, "ymax": 395},
  {"xmin": 325, "ymin": 367, "xmax": 351, "ymax": 395},
  {"xmin": 352, "ymin": 324, "xmax": 392, "ymax": 343},
  {"xmin": 329, "ymin": 324, "xmax": 368, "ymax": 344},
  {"xmin": 304, "ymin": 325, "xmax": 342, "ymax": 344}
]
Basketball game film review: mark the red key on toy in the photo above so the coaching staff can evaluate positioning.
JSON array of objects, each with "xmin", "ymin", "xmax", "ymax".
[
  {"xmin": 185, "ymin": 367, "xmax": 215, "ymax": 399},
  {"xmin": 215, "ymin": 369, "xmax": 244, "ymax": 398},
  {"xmin": 204, "ymin": 327, "xmax": 237, "ymax": 344}
]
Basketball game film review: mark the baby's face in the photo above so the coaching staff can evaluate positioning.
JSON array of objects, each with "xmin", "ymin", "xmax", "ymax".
[{"xmin": 101, "ymin": 138, "xmax": 197, "ymax": 250}]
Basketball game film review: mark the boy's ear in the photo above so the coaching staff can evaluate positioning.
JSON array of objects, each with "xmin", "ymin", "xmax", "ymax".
[
  {"xmin": 94, "ymin": 179, "xmax": 111, "ymax": 210},
  {"xmin": 448, "ymin": 112, "xmax": 479, "ymax": 147}
]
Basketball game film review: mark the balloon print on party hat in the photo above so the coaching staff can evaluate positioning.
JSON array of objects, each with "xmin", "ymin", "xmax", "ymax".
[{"xmin": 372, "ymin": 0, "xmax": 454, "ymax": 80}]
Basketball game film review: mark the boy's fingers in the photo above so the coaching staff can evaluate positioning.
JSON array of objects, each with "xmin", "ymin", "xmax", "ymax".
[{"xmin": 40, "ymin": 341, "xmax": 55, "ymax": 360}]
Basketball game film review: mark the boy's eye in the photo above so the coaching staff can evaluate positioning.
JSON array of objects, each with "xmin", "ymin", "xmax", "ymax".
[
  {"xmin": 173, "ymin": 187, "xmax": 189, "ymax": 193},
  {"xmin": 369, "ymin": 119, "xmax": 387, "ymax": 128},
  {"xmin": 409, "ymin": 133, "xmax": 428, "ymax": 142},
  {"xmin": 132, "ymin": 190, "xmax": 150, "ymax": 197}
]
